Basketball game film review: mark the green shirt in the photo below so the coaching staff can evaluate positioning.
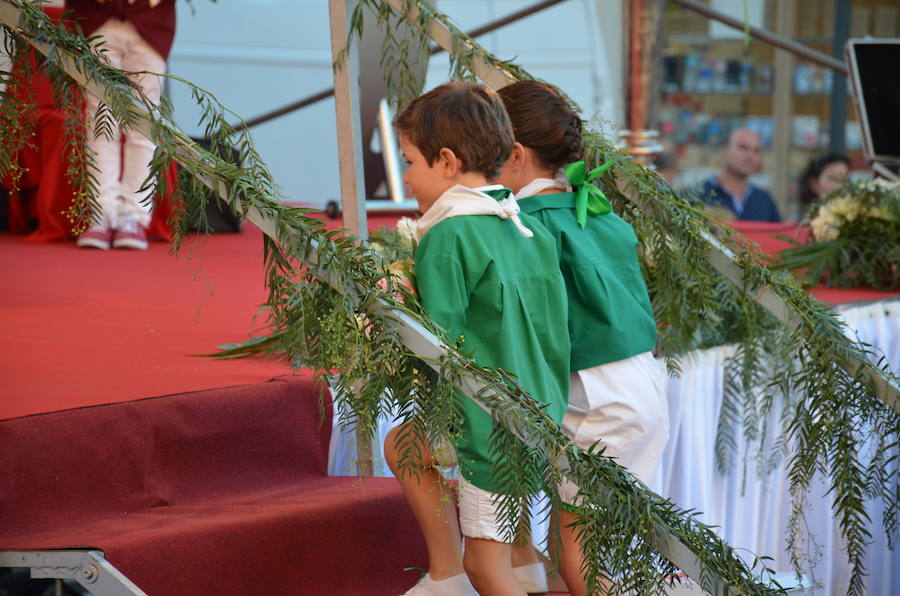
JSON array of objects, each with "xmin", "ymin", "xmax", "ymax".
[
  {"xmin": 518, "ymin": 192, "xmax": 656, "ymax": 371},
  {"xmin": 415, "ymin": 214, "xmax": 570, "ymax": 494}
]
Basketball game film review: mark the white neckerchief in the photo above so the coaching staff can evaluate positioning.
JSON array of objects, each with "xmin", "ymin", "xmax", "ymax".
[
  {"xmin": 513, "ymin": 169, "xmax": 571, "ymax": 200},
  {"xmin": 415, "ymin": 184, "xmax": 534, "ymax": 241}
]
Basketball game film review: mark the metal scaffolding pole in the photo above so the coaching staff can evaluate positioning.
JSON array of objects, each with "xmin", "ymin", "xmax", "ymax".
[
  {"xmin": 772, "ymin": 0, "xmax": 796, "ymax": 218},
  {"xmin": 670, "ymin": 0, "xmax": 847, "ymax": 75},
  {"xmin": 828, "ymin": 0, "xmax": 852, "ymax": 154}
]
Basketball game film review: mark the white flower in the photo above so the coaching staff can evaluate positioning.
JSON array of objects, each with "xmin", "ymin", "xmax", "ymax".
[
  {"xmin": 810, "ymin": 206, "xmax": 840, "ymax": 241},
  {"xmin": 826, "ymin": 196, "xmax": 863, "ymax": 221},
  {"xmin": 868, "ymin": 206, "xmax": 890, "ymax": 221},
  {"xmin": 870, "ymin": 178, "xmax": 900, "ymax": 192},
  {"xmin": 395, "ymin": 217, "xmax": 418, "ymax": 247}
]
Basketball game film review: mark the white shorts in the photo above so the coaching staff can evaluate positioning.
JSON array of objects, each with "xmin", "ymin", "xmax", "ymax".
[
  {"xmin": 558, "ymin": 351, "xmax": 669, "ymax": 504},
  {"xmin": 457, "ymin": 475, "xmax": 521, "ymax": 543}
]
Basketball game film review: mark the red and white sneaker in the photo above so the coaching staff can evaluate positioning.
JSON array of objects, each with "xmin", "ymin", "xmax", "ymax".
[
  {"xmin": 112, "ymin": 220, "xmax": 148, "ymax": 250},
  {"xmin": 76, "ymin": 223, "xmax": 114, "ymax": 250}
]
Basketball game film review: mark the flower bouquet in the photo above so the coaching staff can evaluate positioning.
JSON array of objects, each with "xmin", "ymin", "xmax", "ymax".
[
  {"xmin": 369, "ymin": 216, "xmax": 418, "ymax": 300},
  {"xmin": 774, "ymin": 178, "xmax": 900, "ymax": 290}
]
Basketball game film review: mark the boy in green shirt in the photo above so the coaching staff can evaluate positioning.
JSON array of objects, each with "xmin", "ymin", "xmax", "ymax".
[{"xmin": 384, "ymin": 82, "xmax": 570, "ymax": 596}]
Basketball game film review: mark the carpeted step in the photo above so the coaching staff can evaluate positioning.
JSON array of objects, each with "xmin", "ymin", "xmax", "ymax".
[{"xmin": 0, "ymin": 375, "xmax": 426, "ymax": 595}]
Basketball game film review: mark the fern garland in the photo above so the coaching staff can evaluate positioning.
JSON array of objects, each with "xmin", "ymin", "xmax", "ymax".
[
  {"xmin": 348, "ymin": 2, "xmax": 899, "ymax": 593},
  {"xmin": 1, "ymin": 1, "xmax": 898, "ymax": 594}
]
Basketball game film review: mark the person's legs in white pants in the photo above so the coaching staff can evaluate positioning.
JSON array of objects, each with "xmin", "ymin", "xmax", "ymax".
[
  {"xmin": 118, "ymin": 20, "xmax": 165, "ymax": 230},
  {"xmin": 79, "ymin": 18, "xmax": 164, "ymax": 249},
  {"xmin": 83, "ymin": 18, "xmax": 126, "ymax": 231}
]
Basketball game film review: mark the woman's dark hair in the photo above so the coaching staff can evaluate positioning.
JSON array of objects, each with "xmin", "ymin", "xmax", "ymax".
[
  {"xmin": 798, "ymin": 153, "xmax": 851, "ymax": 208},
  {"xmin": 497, "ymin": 80, "xmax": 583, "ymax": 171}
]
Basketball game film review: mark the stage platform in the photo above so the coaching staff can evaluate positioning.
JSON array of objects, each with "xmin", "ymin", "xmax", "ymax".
[
  {"xmin": 0, "ymin": 215, "xmax": 400, "ymax": 421},
  {"xmin": 0, "ymin": 215, "xmax": 435, "ymax": 596},
  {"xmin": 0, "ymin": 223, "xmax": 287, "ymax": 420}
]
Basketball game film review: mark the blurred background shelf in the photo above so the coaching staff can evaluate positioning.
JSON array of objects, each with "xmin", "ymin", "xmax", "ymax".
[{"xmin": 657, "ymin": 0, "xmax": 898, "ymax": 218}]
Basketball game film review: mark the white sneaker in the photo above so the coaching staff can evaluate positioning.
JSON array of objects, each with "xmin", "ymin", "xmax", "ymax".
[
  {"xmin": 513, "ymin": 562, "xmax": 549, "ymax": 594},
  {"xmin": 400, "ymin": 572, "xmax": 478, "ymax": 596}
]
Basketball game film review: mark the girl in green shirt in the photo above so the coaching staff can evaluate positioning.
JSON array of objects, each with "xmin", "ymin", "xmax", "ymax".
[{"xmin": 497, "ymin": 80, "xmax": 669, "ymax": 596}]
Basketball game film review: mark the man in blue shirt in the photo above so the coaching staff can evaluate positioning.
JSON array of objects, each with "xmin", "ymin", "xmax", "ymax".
[{"xmin": 701, "ymin": 128, "xmax": 782, "ymax": 222}]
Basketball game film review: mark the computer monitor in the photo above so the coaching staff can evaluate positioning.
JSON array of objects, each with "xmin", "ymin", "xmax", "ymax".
[{"xmin": 845, "ymin": 39, "xmax": 900, "ymax": 165}]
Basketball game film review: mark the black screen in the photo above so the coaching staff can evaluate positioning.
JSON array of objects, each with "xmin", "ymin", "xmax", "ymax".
[{"xmin": 851, "ymin": 42, "xmax": 900, "ymax": 161}]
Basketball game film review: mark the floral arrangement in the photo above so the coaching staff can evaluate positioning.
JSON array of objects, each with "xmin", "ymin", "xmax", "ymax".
[
  {"xmin": 776, "ymin": 177, "xmax": 900, "ymax": 290},
  {"xmin": 369, "ymin": 216, "xmax": 418, "ymax": 298}
]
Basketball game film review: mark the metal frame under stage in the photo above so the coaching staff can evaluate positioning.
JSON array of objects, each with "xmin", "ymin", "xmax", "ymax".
[
  {"xmin": 0, "ymin": 549, "xmax": 809, "ymax": 596},
  {"xmin": 0, "ymin": 551, "xmax": 147, "ymax": 596}
]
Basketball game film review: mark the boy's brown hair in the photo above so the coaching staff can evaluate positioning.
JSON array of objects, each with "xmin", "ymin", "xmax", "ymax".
[{"xmin": 394, "ymin": 82, "xmax": 514, "ymax": 181}]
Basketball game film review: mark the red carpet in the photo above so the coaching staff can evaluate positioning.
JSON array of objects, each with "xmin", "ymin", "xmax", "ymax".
[
  {"xmin": 0, "ymin": 214, "xmax": 437, "ymax": 595},
  {"xmin": 733, "ymin": 221, "xmax": 900, "ymax": 304},
  {"xmin": 1, "ymin": 376, "xmax": 428, "ymax": 595},
  {"xmin": 0, "ymin": 224, "xmax": 290, "ymax": 420},
  {"xmin": 0, "ymin": 214, "xmax": 401, "ymax": 421}
]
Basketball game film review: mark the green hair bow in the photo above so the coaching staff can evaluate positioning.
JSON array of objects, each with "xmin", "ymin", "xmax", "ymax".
[{"xmin": 564, "ymin": 159, "xmax": 618, "ymax": 228}]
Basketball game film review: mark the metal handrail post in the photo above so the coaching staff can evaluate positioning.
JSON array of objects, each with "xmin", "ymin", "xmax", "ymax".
[{"xmin": 377, "ymin": 99, "xmax": 406, "ymax": 203}]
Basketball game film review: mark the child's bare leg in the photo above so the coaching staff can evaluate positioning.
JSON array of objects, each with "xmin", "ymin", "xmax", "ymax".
[
  {"xmin": 510, "ymin": 525, "xmax": 547, "ymax": 593},
  {"xmin": 554, "ymin": 508, "xmax": 614, "ymax": 596},
  {"xmin": 555, "ymin": 508, "xmax": 589, "ymax": 596},
  {"xmin": 464, "ymin": 537, "xmax": 526, "ymax": 596},
  {"xmin": 510, "ymin": 542, "xmax": 541, "ymax": 567},
  {"xmin": 385, "ymin": 423, "xmax": 464, "ymax": 580}
]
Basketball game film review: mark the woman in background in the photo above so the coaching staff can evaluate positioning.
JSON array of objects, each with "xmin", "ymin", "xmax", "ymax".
[{"xmin": 797, "ymin": 153, "xmax": 851, "ymax": 213}]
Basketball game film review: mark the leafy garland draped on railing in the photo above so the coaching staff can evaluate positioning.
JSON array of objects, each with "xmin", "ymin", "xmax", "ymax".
[
  {"xmin": 351, "ymin": 1, "xmax": 900, "ymax": 593},
  {"xmin": 0, "ymin": 1, "xmax": 896, "ymax": 594}
]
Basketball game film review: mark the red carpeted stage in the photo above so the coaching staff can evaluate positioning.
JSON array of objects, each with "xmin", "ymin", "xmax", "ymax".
[
  {"xmin": 1, "ymin": 216, "xmax": 392, "ymax": 420},
  {"xmin": 0, "ymin": 217, "xmax": 434, "ymax": 595},
  {"xmin": 1, "ymin": 223, "xmax": 288, "ymax": 420}
]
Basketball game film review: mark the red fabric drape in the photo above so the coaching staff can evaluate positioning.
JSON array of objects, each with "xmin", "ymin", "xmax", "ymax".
[{"xmin": 63, "ymin": 0, "xmax": 177, "ymax": 60}]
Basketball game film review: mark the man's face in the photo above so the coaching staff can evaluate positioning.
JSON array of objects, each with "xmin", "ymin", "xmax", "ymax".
[
  {"xmin": 399, "ymin": 134, "xmax": 452, "ymax": 213},
  {"xmin": 722, "ymin": 130, "xmax": 763, "ymax": 178}
]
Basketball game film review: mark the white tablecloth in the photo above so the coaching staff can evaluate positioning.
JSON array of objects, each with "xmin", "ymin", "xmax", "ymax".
[
  {"xmin": 655, "ymin": 299, "xmax": 900, "ymax": 595},
  {"xmin": 329, "ymin": 299, "xmax": 900, "ymax": 594}
]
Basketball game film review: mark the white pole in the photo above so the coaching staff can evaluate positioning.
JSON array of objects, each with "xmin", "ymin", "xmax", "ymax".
[
  {"xmin": 328, "ymin": 0, "xmax": 372, "ymax": 474},
  {"xmin": 377, "ymin": 99, "xmax": 407, "ymax": 203},
  {"xmin": 328, "ymin": 0, "xmax": 368, "ymax": 237}
]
